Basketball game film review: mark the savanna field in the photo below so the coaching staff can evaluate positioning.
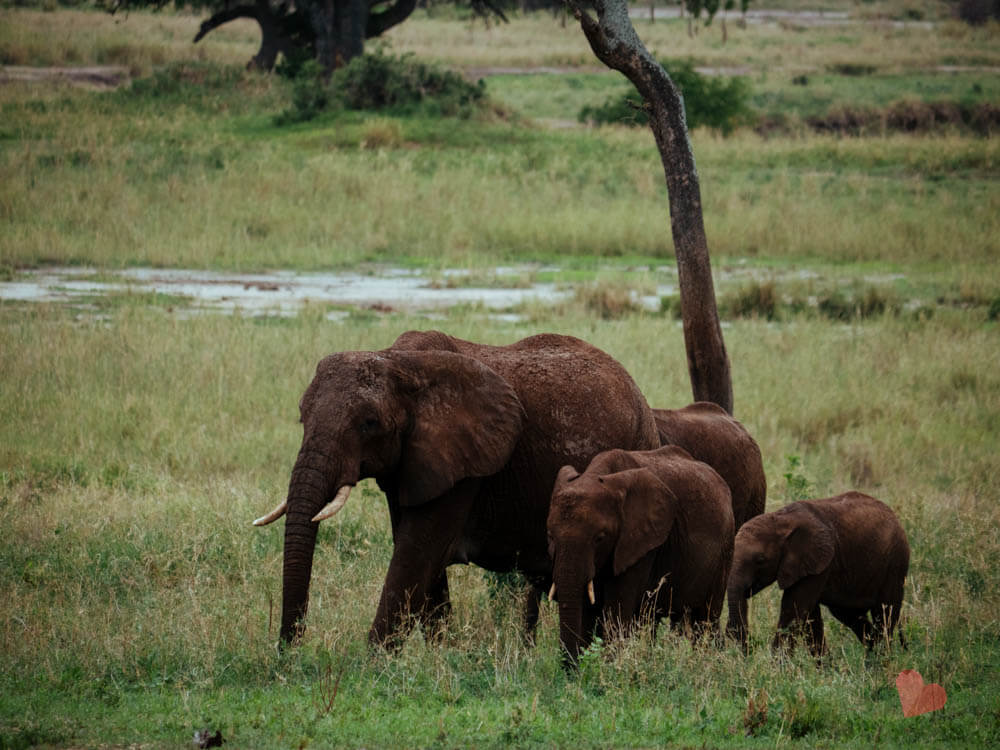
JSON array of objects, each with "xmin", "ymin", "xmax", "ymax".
[{"xmin": 1, "ymin": 1, "xmax": 999, "ymax": 747}]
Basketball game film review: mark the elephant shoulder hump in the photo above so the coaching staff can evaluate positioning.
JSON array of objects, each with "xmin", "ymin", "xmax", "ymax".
[{"xmin": 390, "ymin": 329, "xmax": 461, "ymax": 353}]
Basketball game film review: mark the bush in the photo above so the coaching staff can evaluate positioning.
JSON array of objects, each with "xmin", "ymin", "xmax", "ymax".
[
  {"xmin": 955, "ymin": 0, "xmax": 1000, "ymax": 24},
  {"xmin": 333, "ymin": 47, "xmax": 485, "ymax": 116},
  {"xmin": 275, "ymin": 60, "xmax": 330, "ymax": 125},
  {"xmin": 572, "ymin": 282, "xmax": 644, "ymax": 320},
  {"xmin": 277, "ymin": 48, "xmax": 487, "ymax": 124},
  {"xmin": 722, "ymin": 280, "xmax": 779, "ymax": 320},
  {"xmin": 579, "ymin": 59, "xmax": 754, "ymax": 135}
]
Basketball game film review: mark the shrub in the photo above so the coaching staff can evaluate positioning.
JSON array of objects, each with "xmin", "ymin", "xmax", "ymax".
[
  {"xmin": 955, "ymin": 0, "xmax": 1000, "ymax": 25},
  {"xmin": 721, "ymin": 280, "xmax": 779, "ymax": 320},
  {"xmin": 332, "ymin": 48, "xmax": 485, "ymax": 116},
  {"xmin": 826, "ymin": 62, "xmax": 877, "ymax": 76},
  {"xmin": 276, "ymin": 48, "xmax": 487, "ymax": 124},
  {"xmin": 275, "ymin": 59, "xmax": 330, "ymax": 125},
  {"xmin": 816, "ymin": 285, "xmax": 900, "ymax": 321},
  {"xmin": 988, "ymin": 297, "xmax": 1000, "ymax": 321},
  {"xmin": 573, "ymin": 282, "xmax": 644, "ymax": 319},
  {"xmin": 579, "ymin": 59, "xmax": 754, "ymax": 135}
]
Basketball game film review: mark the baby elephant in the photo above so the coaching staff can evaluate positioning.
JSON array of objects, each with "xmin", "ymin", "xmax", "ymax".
[
  {"xmin": 548, "ymin": 445, "xmax": 735, "ymax": 665},
  {"xmin": 654, "ymin": 401, "xmax": 767, "ymax": 528},
  {"xmin": 726, "ymin": 492, "xmax": 910, "ymax": 655}
]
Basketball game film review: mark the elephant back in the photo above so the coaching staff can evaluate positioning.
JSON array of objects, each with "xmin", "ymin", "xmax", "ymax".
[{"xmin": 654, "ymin": 402, "xmax": 766, "ymax": 528}]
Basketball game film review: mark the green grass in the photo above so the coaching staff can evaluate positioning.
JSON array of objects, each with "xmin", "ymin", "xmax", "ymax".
[
  {"xmin": 2, "ymin": 66, "xmax": 997, "ymax": 271},
  {"xmin": 2, "ymin": 306, "xmax": 999, "ymax": 748},
  {"xmin": 2, "ymin": 5, "xmax": 1000, "ymax": 748}
]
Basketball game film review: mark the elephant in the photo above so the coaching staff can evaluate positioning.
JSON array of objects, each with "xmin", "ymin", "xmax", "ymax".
[
  {"xmin": 726, "ymin": 491, "xmax": 910, "ymax": 656},
  {"xmin": 653, "ymin": 402, "xmax": 766, "ymax": 529},
  {"xmin": 547, "ymin": 445, "xmax": 735, "ymax": 664},
  {"xmin": 253, "ymin": 330, "xmax": 660, "ymax": 647}
]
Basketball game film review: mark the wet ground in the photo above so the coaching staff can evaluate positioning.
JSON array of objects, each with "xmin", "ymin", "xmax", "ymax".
[
  {"xmin": 2, "ymin": 264, "xmax": 922, "ymax": 322},
  {"xmin": 0, "ymin": 265, "xmax": 653, "ymax": 320}
]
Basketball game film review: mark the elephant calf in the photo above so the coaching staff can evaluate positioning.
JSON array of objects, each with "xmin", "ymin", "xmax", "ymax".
[
  {"xmin": 653, "ymin": 402, "xmax": 766, "ymax": 529},
  {"xmin": 727, "ymin": 491, "xmax": 910, "ymax": 656},
  {"xmin": 547, "ymin": 445, "xmax": 735, "ymax": 665}
]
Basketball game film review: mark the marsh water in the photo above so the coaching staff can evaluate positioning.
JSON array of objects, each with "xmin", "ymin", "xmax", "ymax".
[
  {"xmin": 0, "ymin": 266, "xmax": 664, "ymax": 320},
  {"xmin": 4, "ymin": 264, "xmax": 912, "ymax": 322}
]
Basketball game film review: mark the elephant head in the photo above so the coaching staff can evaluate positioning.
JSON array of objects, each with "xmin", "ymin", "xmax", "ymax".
[
  {"xmin": 726, "ymin": 505, "xmax": 835, "ymax": 648},
  {"xmin": 254, "ymin": 348, "xmax": 524, "ymax": 643},
  {"xmin": 547, "ymin": 463, "xmax": 677, "ymax": 662}
]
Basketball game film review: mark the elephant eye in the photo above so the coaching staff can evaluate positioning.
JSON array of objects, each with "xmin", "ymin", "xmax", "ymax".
[{"xmin": 359, "ymin": 415, "xmax": 380, "ymax": 434}]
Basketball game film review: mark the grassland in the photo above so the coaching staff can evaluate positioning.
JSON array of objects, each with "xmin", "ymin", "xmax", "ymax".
[{"xmin": 2, "ymin": 4, "xmax": 1000, "ymax": 748}]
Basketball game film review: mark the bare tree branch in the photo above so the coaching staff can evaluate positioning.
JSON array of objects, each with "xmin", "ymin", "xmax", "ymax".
[
  {"xmin": 366, "ymin": 0, "xmax": 418, "ymax": 38},
  {"xmin": 193, "ymin": 4, "xmax": 263, "ymax": 44}
]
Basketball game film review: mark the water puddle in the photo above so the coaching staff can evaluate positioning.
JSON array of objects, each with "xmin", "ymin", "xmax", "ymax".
[
  {"xmin": 0, "ymin": 266, "xmax": 589, "ymax": 320},
  {"xmin": 2, "ymin": 264, "xmax": 917, "ymax": 323}
]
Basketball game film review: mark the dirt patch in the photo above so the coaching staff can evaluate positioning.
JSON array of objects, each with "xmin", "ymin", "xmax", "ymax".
[{"xmin": 0, "ymin": 65, "xmax": 131, "ymax": 89}]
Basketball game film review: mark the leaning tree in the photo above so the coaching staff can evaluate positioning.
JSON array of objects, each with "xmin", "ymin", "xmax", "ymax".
[
  {"xmin": 566, "ymin": 0, "xmax": 733, "ymax": 413},
  {"xmin": 106, "ymin": 0, "xmax": 734, "ymax": 413}
]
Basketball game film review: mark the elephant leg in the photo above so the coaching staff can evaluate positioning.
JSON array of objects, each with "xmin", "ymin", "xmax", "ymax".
[
  {"xmin": 369, "ymin": 481, "xmax": 478, "ymax": 649},
  {"xmin": 773, "ymin": 577, "xmax": 826, "ymax": 654},
  {"xmin": 827, "ymin": 605, "xmax": 874, "ymax": 647},
  {"xmin": 773, "ymin": 594, "xmax": 810, "ymax": 653},
  {"xmin": 521, "ymin": 583, "xmax": 542, "ymax": 646},
  {"xmin": 418, "ymin": 572, "xmax": 452, "ymax": 643},
  {"xmin": 687, "ymin": 602, "xmax": 722, "ymax": 646},
  {"xmin": 804, "ymin": 604, "xmax": 826, "ymax": 656}
]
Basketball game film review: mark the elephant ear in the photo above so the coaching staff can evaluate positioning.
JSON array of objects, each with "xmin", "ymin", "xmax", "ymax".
[
  {"xmin": 553, "ymin": 464, "xmax": 580, "ymax": 491},
  {"xmin": 390, "ymin": 350, "xmax": 525, "ymax": 507},
  {"xmin": 776, "ymin": 510, "xmax": 836, "ymax": 589},
  {"xmin": 608, "ymin": 468, "xmax": 678, "ymax": 576}
]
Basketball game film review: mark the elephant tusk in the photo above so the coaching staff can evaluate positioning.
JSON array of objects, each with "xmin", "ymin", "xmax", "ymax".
[
  {"xmin": 587, "ymin": 580, "xmax": 596, "ymax": 606},
  {"xmin": 252, "ymin": 501, "xmax": 287, "ymax": 526},
  {"xmin": 312, "ymin": 485, "xmax": 352, "ymax": 522},
  {"xmin": 548, "ymin": 582, "xmax": 556, "ymax": 601}
]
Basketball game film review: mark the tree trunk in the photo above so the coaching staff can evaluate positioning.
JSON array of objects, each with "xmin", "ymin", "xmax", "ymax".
[
  {"xmin": 566, "ymin": 0, "xmax": 734, "ymax": 415},
  {"xmin": 251, "ymin": 8, "xmax": 288, "ymax": 71},
  {"xmin": 193, "ymin": 2, "xmax": 288, "ymax": 71}
]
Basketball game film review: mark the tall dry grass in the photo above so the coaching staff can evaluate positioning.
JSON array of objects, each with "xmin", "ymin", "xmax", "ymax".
[
  {"xmin": 0, "ymin": 8, "xmax": 259, "ymax": 72},
  {"xmin": 2, "ymin": 6, "xmax": 999, "ymax": 746},
  {"xmin": 2, "ymin": 304, "xmax": 999, "ymax": 745}
]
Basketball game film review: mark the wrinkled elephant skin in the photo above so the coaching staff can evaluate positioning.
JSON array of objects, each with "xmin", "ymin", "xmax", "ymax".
[
  {"xmin": 548, "ymin": 445, "xmax": 735, "ymax": 664},
  {"xmin": 727, "ymin": 491, "xmax": 910, "ymax": 655},
  {"xmin": 259, "ymin": 330, "xmax": 660, "ymax": 648},
  {"xmin": 653, "ymin": 401, "xmax": 766, "ymax": 529}
]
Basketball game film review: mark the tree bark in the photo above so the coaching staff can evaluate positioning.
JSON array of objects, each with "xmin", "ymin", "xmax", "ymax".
[{"xmin": 565, "ymin": 0, "xmax": 733, "ymax": 414}]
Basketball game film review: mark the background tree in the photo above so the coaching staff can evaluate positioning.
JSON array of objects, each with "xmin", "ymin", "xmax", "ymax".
[
  {"xmin": 565, "ymin": 0, "xmax": 734, "ymax": 413},
  {"xmin": 105, "ymin": 0, "xmax": 508, "ymax": 72}
]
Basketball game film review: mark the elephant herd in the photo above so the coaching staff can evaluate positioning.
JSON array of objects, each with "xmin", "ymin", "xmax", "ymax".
[{"xmin": 253, "ymin": 331, "xmax": 910, "ymax": 664}]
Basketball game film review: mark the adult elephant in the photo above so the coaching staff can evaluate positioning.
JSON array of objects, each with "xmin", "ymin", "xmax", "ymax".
[
  {"xmin": 653, "ymin": 402, "xmax": 766, "ymax": 529},
  {"xmin": 254, "ymin": 330, "xmax": 660, "ymax": 647}
]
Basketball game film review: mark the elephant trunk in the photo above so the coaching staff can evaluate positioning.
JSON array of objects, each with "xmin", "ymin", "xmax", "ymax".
[
  {"xmin": 281, "ymin": 506, "xmax": 320, "ymax": 643},
  {"xmin": 279, "ymin": 449, "xmax": 341, "ymax": 644},
  {"xmin": 553, "ymin": 562, "xmax": 593, "ymax": 667},
  {"xmin": 726, "ymin": 573, "xmax": 751, "ymax": 649}
]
